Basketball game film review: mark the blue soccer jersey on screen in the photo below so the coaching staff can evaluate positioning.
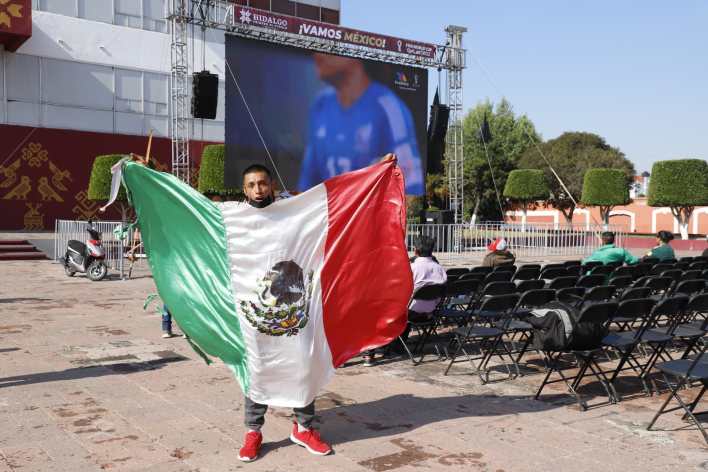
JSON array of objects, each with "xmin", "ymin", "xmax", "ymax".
[{"xmin": 297, "ymin": 82, "xmax": 424, "ymax": 194}]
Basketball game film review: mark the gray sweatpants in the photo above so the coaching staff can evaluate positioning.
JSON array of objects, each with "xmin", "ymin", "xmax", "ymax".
[{"xmin": 244, "ymin": 397, "xmax": 316, "ymax": 432}]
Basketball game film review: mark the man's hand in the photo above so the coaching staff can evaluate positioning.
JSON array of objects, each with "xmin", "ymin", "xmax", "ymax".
[{"xmin": 380, "ymin": 153, "xmax": 397, "ymax": 164}]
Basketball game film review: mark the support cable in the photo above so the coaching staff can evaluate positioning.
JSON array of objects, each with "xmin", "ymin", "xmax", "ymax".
[{"xmin": 224, "ymin": 58, "xmax": 288, "ymax": 192}]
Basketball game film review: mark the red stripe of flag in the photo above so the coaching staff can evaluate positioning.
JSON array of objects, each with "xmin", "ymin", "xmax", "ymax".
[{"xmin": 322, "ymin": 161, "xmax": 413, "ymax": 367}]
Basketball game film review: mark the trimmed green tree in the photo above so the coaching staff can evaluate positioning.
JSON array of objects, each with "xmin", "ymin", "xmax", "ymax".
[
  {"xmin": 581, "ymin": 168, "xmax": 630, "ymax": 229},
  {"xmin": 197, "ymin": 144, "xmax": 239, "ymax": 200},
  {"xmin": 648, "ymin": 159, "xmax": 708, "ymax": 239},
  {"xmin": 88, "ymin": 154, "xmax": 130, "ymax": 221},
  {"xmin": 518, "ymin": 132, "xmax": 635, "ymax": 226},
  {"xmin": 503, "ymin": 169, "xmax": 548, "ymax": 229}
]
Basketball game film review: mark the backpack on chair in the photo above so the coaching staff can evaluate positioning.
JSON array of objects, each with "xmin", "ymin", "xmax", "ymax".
[{"xmin": 527, "ymin": 301, "xmax": 608, "ymax": 351}]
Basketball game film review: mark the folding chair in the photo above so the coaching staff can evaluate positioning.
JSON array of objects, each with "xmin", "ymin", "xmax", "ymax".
[
  {"xmin": 651, "ymin": 263, "xmax": 674, "ymax": 276},
  {"xmin": 457, "ymin": 272, "xmax": 485, "ymax": 282},
  {"xmin": 679, "ymin": 256, "xmax": 695, "ymax": 263},
  {"xmin": 660, "ymin": 269, "xmax": 683, "ymax": 283},
  {"xmin": 516, "ymin": 279, "xmax": 545, "ymax": 292},
  {"xmin": 611, "ymin": 266, "xmax": 635, "ymax": 278},
  {"xmin": 646, "ymin": 343, "xmax": 708, "ymax": 443},
  {"xmin": 606, "ymin": 296, "xmax": 654, "ymax": 332},
  {"xmin": 513, "ymin": 266, "xmax": 540, "ymax": 281},
  {"xmin": 583, "ymin": 285, "xmax": 616, "ymax": 304},
  {"xmin": 508, "ymin": 289, "xmax": 557, "ymax": 367},
  {"xmin": 678, "ymin": 293, "xmax": 708, "ymax": 358},
  {"xmin": 633, "ymin": 263, "xmax": 654, "ymax": 278},
  {"xmin": 619, "ymin": 287, "xmax": 651, "ymax": 302},
  {"xmin": 672, "ymin": 279, "xmax": 706, "ymax": 297},
  {"xmin": 606, "ymin": 261, "xmax": 624, "ymax": 269},
  {"xmin": 644, "ymin": 276, "xmax": 674, "ymax": 298},
  {"xmin": 482, "ymin": 271, "xmax": 513, "ymax": 285},
  {"xmin": 563, "ymin": 260, "xmax": 583, "ymax": 268},
  {"xmin": 397, "ymin": 284, "xmax": 448, "ymax": 365},
  {"xmin": 519, "ymin": 264, "xmax": 542, "ymax": 271},
  {"xmin": 540, "ymin": 267, "xmax": 568, "ymax": 280},
  {"xmin": 643, "ymin": 257, "xmax": 660, "ymax": 265},
  {"xmin": 690, "ymin": 262, "xmax": 708, "ymax": 271},
  {"xmin": 602, "ymin": 297, "xmax": 687, "ymax": 401},
  {"xmin": 446, "ymin": 268, "xmax": 469, "ymax": 278},
  {"xmin": 548, "ymin": 276, "xmax": 578, "ymax": 290},
  {"xmin": 444, "ymin": 294, "xmax": 520, "ymax": 382},
  {"xmin": 608, "ymin": 275, "xmax": 633, "ymax": 293},
  {"xmin": 591, "ymin": 265, "xmax": 614, "ymax": 277},
  {"xmin": 535, "ymin": 302, "xmax": 618, "ymax": 410},
  {"xmin": 577, "ymin": 274, "xmax": 606, "ymax": 289},
  {"xmin": 580, "ymin": 261, "xmax": 603, "ymax": 274},
  {"xmin": 436, "ymin": 279, "xmax": 480, "ymax": 327},
  {"xmin": 493, "ymin": 264, "xmax": 516, "ymax": 274},
  {"xmin": 565, "ymin": 265, "xmax": 582, "ymax": 277},
  {"xmin": 681, "ymin": 270, "xmax": 703, "ymax": 281},
  {"xmin": 557, "ymin": 287, "xmax": 585, "ymax": 304},
  {"xmin": 470, "ymin": 266, "xmax": 493, "ymax": 275}
]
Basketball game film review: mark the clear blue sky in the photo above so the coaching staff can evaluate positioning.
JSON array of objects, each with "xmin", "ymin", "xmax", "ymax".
[{"xmin": 342, "ymin": 0, "xmax": 708, "ymax": 173}]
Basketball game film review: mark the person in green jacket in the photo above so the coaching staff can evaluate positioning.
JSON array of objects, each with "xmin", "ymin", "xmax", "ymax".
[
  {"xmin": 644, "ymin": 230, "xmax": 676, "ymax": 261},
  {"xmin": 583, "ymin": 231, "xmax": 639, "ymax": 265}
]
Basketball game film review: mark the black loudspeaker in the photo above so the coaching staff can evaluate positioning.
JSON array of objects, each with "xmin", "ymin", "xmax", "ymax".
[
  {"xmin": 191, "ymin": 70, "xmax": 219, "ymax": 119},
  {"xmin": 423, "ymin": 210, "xmax": 453, "ymax": 224},
  {"xmin": 427, "ymin": 101, "xmax": 450, "ymax": 174}
]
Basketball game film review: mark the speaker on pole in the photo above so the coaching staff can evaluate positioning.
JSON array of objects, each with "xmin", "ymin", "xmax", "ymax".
[
  {"xmin": 191, "ymin": 70, "xmax": 219, "ymax": 119},
  {"xmin": 427, "ymin": 89, "xmax": 449, "ymax": 174}
]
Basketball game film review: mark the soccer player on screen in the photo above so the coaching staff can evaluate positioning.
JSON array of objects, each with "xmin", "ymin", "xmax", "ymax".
[{"xmin": 297, "ymin": 53, "xmax": 424, "ymax": 194}]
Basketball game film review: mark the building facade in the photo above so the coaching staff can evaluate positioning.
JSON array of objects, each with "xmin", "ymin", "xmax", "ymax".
[{"xmin": 0, "ymin": 0, "xmax": 341, "ymax": 230}]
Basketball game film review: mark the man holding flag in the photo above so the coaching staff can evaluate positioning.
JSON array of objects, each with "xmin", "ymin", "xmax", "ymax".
[{"xmin": 105, "ymin": 153, "xmax": 413, "ymax": 464}]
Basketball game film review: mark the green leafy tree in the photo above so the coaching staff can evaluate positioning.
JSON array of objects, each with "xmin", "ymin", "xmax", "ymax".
[
  {"xmin": 581, "ymin": 168, "xmax": 630, "ymax": 229},
  {"xmin": 518, "ymin": 132, "xmax": 635, "ymax": 226},
  {"xmin": 88, "ymin": 154, "xmax": 130, "ymax": 221},
  {"xmin": 648, "ymin": 159, "xmax": 708, "ymax": 239},
  {"xmin": 197, "ymin": 145, "xmax": 240, "ymax": 200},
  {"xmin": 460, "ymin": 99, "xmax": 540, "ymax": 222},
  {"xmin": 503, "ymin": 169, "xmax": 548, "ymax": 228},
  {"xmin": 425, "ymin": 173, "xmax": 447, "ymax": 210}
]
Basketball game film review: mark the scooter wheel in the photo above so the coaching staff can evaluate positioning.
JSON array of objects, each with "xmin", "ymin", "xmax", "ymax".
[
  {"xmin": 64, "ymin": 265, "xmax": 76, "ymax": 277},
  {"xmin": 87, "ymin": 261, "xmax": 108, "ymax": 281}
]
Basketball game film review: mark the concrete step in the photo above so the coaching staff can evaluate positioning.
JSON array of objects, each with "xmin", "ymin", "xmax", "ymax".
[
  {"xmin": 0, "ymin": 245, "xmax": 39, "ymax": 253},
  {"xmin": 0, "ymin": 239, "xmax": 30, "ymax": 245},
  {"xmin": 0, "ymin": 252, "xmax": 49, "ymax": 261}
]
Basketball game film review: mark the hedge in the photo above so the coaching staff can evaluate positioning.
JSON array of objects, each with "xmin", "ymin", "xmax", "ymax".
[
  {"xmin": 581, "ymin": 168, "xmax": 629, "ymax": 206},
  {"xmin": 197, "ymin": 144, "xmax": 240, "ymax": 196},
  {"xmin": 503, "ymin": 169, "xmax": 548, "ymax": 201},
  {"xmin": 88, "ymin": 154, "xmax": 127, "ymax": 202},
  {"xmin": 647, "ymin": 159, "xmax": 708, "ymax": 207}
]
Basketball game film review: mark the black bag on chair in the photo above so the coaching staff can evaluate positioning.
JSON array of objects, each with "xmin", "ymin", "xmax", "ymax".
[{"xmin": 528, "ymin": 301, "xmax": 607, "ymax": 351}]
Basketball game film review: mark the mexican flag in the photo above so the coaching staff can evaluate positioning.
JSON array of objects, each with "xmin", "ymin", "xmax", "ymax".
[{"xmin": 117, "ymin": 160, "xmax": 412, "ymax": 407}]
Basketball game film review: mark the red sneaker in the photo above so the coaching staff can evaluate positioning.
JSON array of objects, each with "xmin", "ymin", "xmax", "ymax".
[
  {"xmin": 289, "ymin": 423, "xmax": 332, "ymax": 456},
  {"xmin": 238, "ymin": 430, "xmax": 263, "ymax": 462}
]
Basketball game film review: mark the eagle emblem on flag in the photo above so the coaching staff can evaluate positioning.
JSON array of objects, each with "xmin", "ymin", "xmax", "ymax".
[{"xmin": 239, "ymin": 260, "xmax": 314, "ymax": 337}]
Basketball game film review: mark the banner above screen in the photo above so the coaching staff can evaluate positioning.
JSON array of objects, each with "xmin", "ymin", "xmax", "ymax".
[{"xmin": 226, "ymin": 5, "xmax": 437, "ymax": 60}]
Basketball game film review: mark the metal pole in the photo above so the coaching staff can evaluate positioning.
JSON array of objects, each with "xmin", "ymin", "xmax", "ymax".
[{"xmin": 444, "ymin": 26, "xmax": 467, "ymax": 224}]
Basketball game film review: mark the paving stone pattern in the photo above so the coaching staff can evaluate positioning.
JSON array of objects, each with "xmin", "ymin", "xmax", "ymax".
[{"xmin": 0, "ymin": 260, "xmax": 706, "ymax": 471}]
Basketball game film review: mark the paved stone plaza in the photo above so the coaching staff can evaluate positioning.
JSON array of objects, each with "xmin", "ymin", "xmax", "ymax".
[{"xmin": 1, "ymin": 259, "xmax": 707, "ymax": 471}]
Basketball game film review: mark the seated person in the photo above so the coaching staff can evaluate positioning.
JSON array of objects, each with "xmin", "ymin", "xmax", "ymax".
[
  {"xmin": 583, "ymin": 231, "xmax": 638, "ymax": 265},
  {"xmin": 482, "ymin": 238, "xmax": 515, "ymax": 267},
  {"xmin": 644, "ymin": 230, "xmax": 675, "ymax": 261},
  {"xmin": 363, "ymin": 235, "xmax": 447, "ymax": 366}
]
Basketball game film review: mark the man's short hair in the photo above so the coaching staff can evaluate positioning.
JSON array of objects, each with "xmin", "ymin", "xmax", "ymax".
[
  {"xmin": 601, "ymin": 231, "xmax": 615, "ymax": 245},
  {"xmin": 415, "ymin": 235, "xmax": 436, "ymax": 257},
  {"xmin": 242, "ymin": 164, "xmax": 272, "ymax": 181}
]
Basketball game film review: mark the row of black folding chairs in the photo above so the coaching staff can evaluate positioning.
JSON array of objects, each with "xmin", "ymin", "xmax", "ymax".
[{"xmin": 533, "ymin": 294, "xmax": 708, "ymax": 442}]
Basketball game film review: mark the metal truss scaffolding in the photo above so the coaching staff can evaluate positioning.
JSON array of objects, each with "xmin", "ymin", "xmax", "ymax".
[
  {"xmin": 168, "ymin": 0, "xmax": 467, "ymax": 211},
  {"xmin": 444, "ymin": 26, "xmax": 467, "ymax": 223},
  {"xmin": 168, "ymin": 0, "xmax": 191, "ymax": 183}
]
